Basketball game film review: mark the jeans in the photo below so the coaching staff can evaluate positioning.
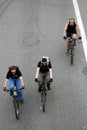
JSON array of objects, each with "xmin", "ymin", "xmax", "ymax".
[{"xmin": 9, "ymin": 78, "xmax": 23, "ymax": 100}]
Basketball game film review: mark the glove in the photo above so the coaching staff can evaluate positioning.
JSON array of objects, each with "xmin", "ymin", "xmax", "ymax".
[
  {"xmin": 35, "ymin": 78, "xmax": 38, "ymax": 82},
  {"xmin": 78, "ymin": 36, "xmax": 82, "ymax": 40},
  {"xmin": 50, "ymin": 78, "xmax": 53, "ymax": 82},
  {"xmin": 63, "ymin": 36, "xmax": 67, "ymax": 40},
  {"xmin": 22, "ymin": 86, "xmax": 25, "ymax": 89},
  {"xmin": 3, "ymin": 87, "xmax": 7, "ymax": 91}
]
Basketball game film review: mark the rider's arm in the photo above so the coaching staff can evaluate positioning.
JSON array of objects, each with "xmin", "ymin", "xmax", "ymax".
[
  {"xmin": 4, "ymin": 79, "xmax": 8, "ymax": 88},
  {"xmin": 20, "ymin": 76, "xmax": 25, "ymax": 86},
  {"xmin": 49, "ymin": 68, "xmax": 53, "ymax": 79},
  {"xmin": 17, "ymin": 69, "xmax": 25, "ymax": 86},
  {"xmin": 49, "ymin": 61, "xmax": 53, "ymax": 79},
  {"xmin": 3, "ymin": 71, "xmax": 9, "ymax": 88},
  {"xmin": 76, "ymin": 24, "xmax": 81, "ymax": 36},
  {"xmin": 35, "ymin": 67, "xmax": 40, "ymax": 79},
  {"xmin": 63, "ymin": 23, "xmax": 68, "ymax": 36}
]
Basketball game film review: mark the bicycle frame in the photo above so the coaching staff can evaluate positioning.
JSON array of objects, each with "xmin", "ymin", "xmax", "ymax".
[
  {"xmin": 41, "ymin": 80, "xmax": 47, "ymax": 102},
  {"xmin": 69, "ymin": 37, "xmax": 76, "ymax": 65}
]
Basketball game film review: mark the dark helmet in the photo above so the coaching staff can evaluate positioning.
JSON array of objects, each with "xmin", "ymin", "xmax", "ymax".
[{"xmin": 42, "ymin": 58, "xmax": 47, "ymax": 62}]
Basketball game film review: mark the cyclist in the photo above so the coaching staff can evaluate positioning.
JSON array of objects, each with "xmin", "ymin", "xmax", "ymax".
[
  {"xmin": 35, "ymin": 56, "xmax": 53, "ymax": 92},
  {"xmin": 63, "ymin": 17, "xmax": 82, "ymax": 53},
  {"xmin": 3, "ymin": 66, "xmax": 25, "ymax": 103}
]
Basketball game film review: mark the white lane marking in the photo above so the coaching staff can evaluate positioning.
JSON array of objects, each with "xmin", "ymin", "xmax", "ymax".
[{"xmin": 72, "ymin": 0, "xmax": 87, "ymax": 63}]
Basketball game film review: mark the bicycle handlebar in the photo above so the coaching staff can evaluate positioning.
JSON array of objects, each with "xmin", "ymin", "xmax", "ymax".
[
  {"xmin": 5, "ymin": 88, "xmax": 24, "ymax": 92},
  {"xmin": 37, "ymin": 80, "xmax": 51, "ymax": 84},
  {"xmin": 63, "ymin": 35, "xmax": 82, "ymax": 41}
]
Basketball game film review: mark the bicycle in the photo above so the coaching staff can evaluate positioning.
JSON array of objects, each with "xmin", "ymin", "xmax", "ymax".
[
  {"xmin": 38, "ymin": 76, "xmax": 50, "ymax": 112},
  {"xmin": 5, "ymin": 88, "xmax": 24, "ymax": 120},
  {"xmin": 64, "ymin": 35, "xmax": 82, "ymax": 65},
  {"xmin": 68, "ymin": 36, "xmax": 76, "ymax": 65}
]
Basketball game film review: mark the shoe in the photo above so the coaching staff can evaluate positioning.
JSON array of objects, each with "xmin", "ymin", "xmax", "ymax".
[
  {"xmin": 10, "ymin": 90, "xmax": 13, "ymax": 96},
  {"xmin": 20, "ymin": 99, "xmax": 24, "ymax": 104},
  {"xmin": 66, "ymin": 49, "xmax": 69, "ymax": 54},
  {"xmin": 47, "ymin": 83, "xmax": 51, "ymax": 90}
]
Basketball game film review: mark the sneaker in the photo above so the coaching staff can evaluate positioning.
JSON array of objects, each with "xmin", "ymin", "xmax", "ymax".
[
  {"xmin": 66, "ymin": 49, "xmax": 69, "ymax": 54},
  {"xmin": 10, "ymin": 90, "xmax": 13, "ymax": 96}
]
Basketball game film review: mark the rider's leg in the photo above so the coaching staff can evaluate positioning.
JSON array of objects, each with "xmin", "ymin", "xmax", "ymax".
[
  {"xmin": 46, "ymin": 72, "xmax": 51, "ymax": 90},
  {"xmin": 66, "ymin": 32, "xmax": 71, "ymax": 53},
  {"xmin": 38, "ymin": 73, "xmax": 43, "ymax": 92},
  {"xmin": 15, "ymin": 78, "xmax": 23, "ymax": 101},
  {"xmin": 9, "ymin": 78, "xmax": 14, "ymax": 95},
  {"xmin": 66, "ymin": 37, "xmax": 70, "ymax": 53},
  {"xmin": 66, "ymin": 38, "xmax": 70, "ymax": 48}
]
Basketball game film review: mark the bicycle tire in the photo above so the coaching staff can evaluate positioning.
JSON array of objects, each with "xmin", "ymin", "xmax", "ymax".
[
  {"xmin": 13, "ymin": 98, "xmax": 20, "ymax": 119},
  {"xmin": 70, "ymin": 49, "xmax": 73, "ymax": 65},
  {"xmin": 41, "ymin": 92, "xmax": 46, "ymax": 112},
  {"xmin": 42, "ymin": 102, "xmax": 45, "ymax": 112},
  {"xmin": 71, "ymin": 55, "xmax": 73, "ymax": 65}
]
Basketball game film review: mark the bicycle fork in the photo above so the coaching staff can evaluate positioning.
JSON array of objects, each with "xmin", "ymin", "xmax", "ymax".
[
  {"xmin": 70, "ymin": 48, "xmax": 74, "ymax": 65},
  {"xmin": 41, "ymin": 92, "xmax": 47, "ymax": 112},
  {"xmin": 41, "ymin": 91, "xmax": 46, "ymax": 102},
  {"xmin": 13, "ymin": 96, "xmax": 20, "ymax": 119}
]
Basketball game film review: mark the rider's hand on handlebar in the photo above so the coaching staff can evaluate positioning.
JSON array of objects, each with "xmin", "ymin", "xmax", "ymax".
[
  {"xmin": 63, "ymin": 36, "xmax": 67, "ymax": 40},
  {"xmin": 22, "ymin": 86, "xmax": 25, "ymax": 89},
  {"xmin": 3, "ymin": 87, "xmax": 7, "ymax": 91},
  {"xmin": 35, "ymin": 78, "xmax": 38, "ymax": 82},
  {"xmin": 78, "ymin": 36, "xmax": 82, "ymax": 40},
  {"xmin": 50, "ymin": 78, "xmax": 53, "ymax": 82}
]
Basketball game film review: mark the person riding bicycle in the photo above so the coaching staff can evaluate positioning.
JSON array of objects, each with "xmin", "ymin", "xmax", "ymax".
[
  {"xmin": 35, "ymin": 56, "xmax": 53, "ymax": 92},
  {"xmin": 3, "ymin": 66, "xmax": 25, "ymax": 103},
  {"xmin": 63, "ymin": 17, "xmax": 82, "ymax": 53}
]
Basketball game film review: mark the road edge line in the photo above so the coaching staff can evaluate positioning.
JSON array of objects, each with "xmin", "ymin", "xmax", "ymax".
[{"xmin": 72, "ymin": 0, "xmax": 87, "ymax": 63}]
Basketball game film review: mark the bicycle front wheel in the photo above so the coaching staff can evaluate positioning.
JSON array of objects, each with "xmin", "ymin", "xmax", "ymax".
[
  {"xmin": 41, "ymin": 92, "xmax": 46, "ymax": 112},
  {"xmin": 42, "ymin": 102, "xmax": 45, "ymax": 112},
  {"xmin": 13, "ymin": 98, "xmax": 20, "ymax": 119},
  {"xmin": 70, "ymin": 49, "xmax": 74, "ymax": 65},
  {"xmin": 71, "ymin": 55, "xmax": 73, "ymax": 65}
]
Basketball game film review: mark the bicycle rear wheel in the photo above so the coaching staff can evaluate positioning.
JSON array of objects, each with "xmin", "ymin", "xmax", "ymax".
[{"xmin": 13, "ymin": 98, "xmax": 20, "ymax": 119}]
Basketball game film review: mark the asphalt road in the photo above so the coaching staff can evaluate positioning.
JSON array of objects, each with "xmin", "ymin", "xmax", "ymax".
[{"xmin": 0, "ymin": 0, "xmax": 87, "ymax": 130}]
